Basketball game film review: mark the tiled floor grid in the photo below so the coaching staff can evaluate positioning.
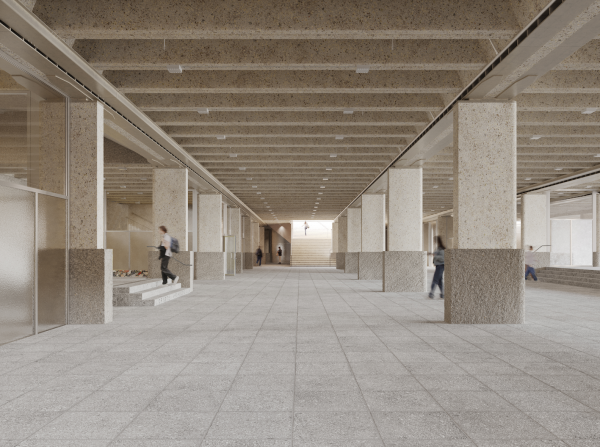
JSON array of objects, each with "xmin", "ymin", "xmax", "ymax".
[{"xmin": 2, "ymin": 265, "xmax": 600, "ymax": 446}]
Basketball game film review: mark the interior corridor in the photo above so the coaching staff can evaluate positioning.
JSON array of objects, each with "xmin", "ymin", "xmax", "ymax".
[{"xmin": 2, "ymin": 266, "xmax": 600, "ymax": 445}]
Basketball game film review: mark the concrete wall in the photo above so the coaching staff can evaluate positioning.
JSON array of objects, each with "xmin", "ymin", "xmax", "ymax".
[
  {"xmin": 106, "ymin": 202, "xmax": 152, "ymax": 232},
  {"xmin": 573, "ymin": 220, "xmax": 592, "ymax": 266},
  {"xmin": 271, "ymin": 223, "xmax": 291, "ymax": 264}
]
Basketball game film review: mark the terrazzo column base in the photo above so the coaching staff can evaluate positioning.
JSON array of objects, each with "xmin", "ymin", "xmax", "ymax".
[
  {"xmin": 532, "ymin": 252, "xmax": 551, "ymax": 269},
  {"xmin": 244, "ymin": 252, "xmax": 254, "ymax": 269},
  {"xmin": 148, "ymin": 251, "xmax": 194, "ymax": 290},
  {"xmin": 344, "ymin": 252, "xmax": 359, "ymax": 274},
  {"xmin": 445, "ymin": 249, "xmax": 524, "ymax": 324},
  {"xmin": 383, "ymin": 251, "xmax": 427, "ymax": 292},
  {"xmin": 336, "ymin": 252, "xmax": 345, "ymax": 270},
  {"xmin": 594, "ymin": 252, "xmax": 600, "ymax": 267},
  {"xmin": 358, "ymin": 252, "xmax": 383, "ymax": 280},
  {"xmin": 236, "ymin": 252, "xmax": 244, "ymax": 273},
  {"xmin": 194, "ymin": 252, "xmax": 225, "ymax": 280},
  {"xmin": 69, "ymin": 249, "xmax": 113, "ymax": 324}
]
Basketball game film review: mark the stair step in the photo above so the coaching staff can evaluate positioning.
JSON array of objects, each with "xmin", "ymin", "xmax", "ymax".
[
  {"xmin": 114, "ymin": 279, "xmax": 163, "ymax": 294},
  {"xmin": 141, "ymin": 288, "xmax": 193, "ymax": 306},
  {"xmin": 537, "ymin": 277, "xmax": 600, "ymax": 289}
]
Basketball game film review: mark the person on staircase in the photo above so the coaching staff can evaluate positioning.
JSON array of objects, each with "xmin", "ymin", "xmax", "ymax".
[
  {"xmin": 256, "ymin": 246, "xmax": 263, "ymax": 266},
  {"xmin": 525, "ymin": 246, "xmax": 538, "ymax": 281},
  {"xmin": 304, "ymin": 221, "xmax": 310, "ymax": 235},
  {"xmin": 158, "ymin": 225, "xmax": 179, "ymax": 286}
]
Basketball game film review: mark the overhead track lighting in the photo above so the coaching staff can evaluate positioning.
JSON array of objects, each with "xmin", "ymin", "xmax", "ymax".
[
  {"xmin": 197, "ymin": 108, "xmax": 209, "ymax": 114},
  {"xmin": 582, "ymin": 108, "xmax": 598, "ymax": 115},
  {"xmin": 356, "ymin": 67, "xmax": 370, "ymax": 74},
  {"xmin": 343, "ymin": 110, "xmax": 354, "ymax": 115},
  {"xmin": 217, "ymin": 136, "xmax": 226, "ymax": 140},
  {"xmin": 167, "ymin": 65, "xmax": 183, "ymax": 73},
  {"xmin": 530, "ymin": 135, "xmax": 542, "ymax": 140}
]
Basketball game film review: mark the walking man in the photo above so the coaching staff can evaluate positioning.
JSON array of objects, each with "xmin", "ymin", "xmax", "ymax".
[
  {"xmin": 256, "ymin": 246, "xmax": 263, "ymax": 266},
  {"xmin": 525, "ymin": 245, "xmax": 538, "ymax": 281},
  {"xmin": 277, "ymin": 246, "xmax": 283, "ymax": 264},
  {"xmin": 303, "ymin": 221, "xmax": 310, "ymax": 236},
  {"xmin": 428, "ymin": 236, "xmax": 445, "ymax": 299},
  {"xmin": 158, "ymin": 226, "xmax": 179, "ymax": 285}
]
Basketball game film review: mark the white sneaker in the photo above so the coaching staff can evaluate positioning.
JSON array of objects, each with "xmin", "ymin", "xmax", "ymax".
[{"xmin": 173, "ymin": 276, "xmax": 179, "ymax": 285}]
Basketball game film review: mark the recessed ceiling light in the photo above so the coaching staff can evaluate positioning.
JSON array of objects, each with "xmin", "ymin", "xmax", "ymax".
[
  {"xmin": 118, "ymin": 168, "xmax": 127, "ymax": 171},
  {"xmin": 582, "ymin": 108, "xmax": 598, "ymax": 115},
  {"xmin": 323, "ymin": 178, "xmax": 328, "ymax": 180},
  {"xmin": 525, "ymin": 177, "xmax": 532, "ymax": 180},
  {"xmin": 140, "ymin": 177, "xmax": 148, "ymax": 180},
  {"xmin": 320, "ymin": 186, "xmax": 325, "ymax": 189},
  {"xmin": 530, "ymin": 135, "xmax": 542, "ymax": 140},
  {"xmin": 594, "ymin": 154, "xmax": 600, "ymax": 158},
  {"xmin": 217, "ymin": 136, "xmax": 226, "ymax": 140},
  {"xmin": 586, "ymin": 186, "xmax": 593, "ymax": 188},
  {"xmin": 167, "ymin": 65, "xmax": 182, "ymax": 73},
  {"xmin": 137, "ymin": 192, "xmax": 143, "ymax": 195},
  {"xmin": 315, "ymin": 203, "xmax": 319, "ymax": 205},
  {"xmin": 356, "ymin": 67, "xmax": 370, "ymax": 74},
  {"xmin": 229, "ymin": 154, "xmax": 237, "ymax": 157},
  {"xmin": 335, "ymin": 136, "xmax": 344, "ymax": 140},
  {"xmin": 317, "ymin": 198, "xmax": 321, "ymax": 200},
  {"xmin": 343, "ymin": 110, "xmax": 354, "ymax": 115},
  {"xmin": 555, "ymin": 168, "xmax": 563, "ymax": 171},
  {"xmin": 260, "ymin": 197, "xmax": 265, "ymax": 200},
  {"xmin": 135, "ymin": 201, "xmax": 140, "ymax": 204},
  {"xmin": 330, "ymin": 154, "xmax": 337, "ymax": 158},
  {"xmin": 432, "ymin": 186, "xmax": 438, "ymax": 189},
  {"xmin": 239, "ymin": 167, "xmax": 246, "ymax": 171},
  {"xmin": 449, "ymin": 177, "xmax": 453, "ymax": 180},
  {"xmin": 256, "ymin": 192, "xmax": 261, "ymax": 194},
  {"xmin": 326, "ymin": 168, "xmax": 332, "ymax": 171},
  {"xmin": 558, "ymin": 193, "xmax": 564, "ymax": 195},
  {"xmin": 318, "ymin": 193, "xmax": 323, "ymax": 195},
  {"xmin": 120, "ymin": 185, "xmax": 127, "ymax": 189},
  {"xmin": 197, "ymin": 108, "xmax": 209, "ymax": 115}
]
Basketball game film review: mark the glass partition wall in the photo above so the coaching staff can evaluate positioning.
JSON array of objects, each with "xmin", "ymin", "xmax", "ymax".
[{"xmin": 0, "ymin": 66, "xmax": 68, "ymax": 344}]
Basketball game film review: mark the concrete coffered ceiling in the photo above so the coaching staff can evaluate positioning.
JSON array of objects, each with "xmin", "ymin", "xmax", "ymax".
[{"xmin": 23, "ymin": 0, "xmax": 600, "ymax": 222}]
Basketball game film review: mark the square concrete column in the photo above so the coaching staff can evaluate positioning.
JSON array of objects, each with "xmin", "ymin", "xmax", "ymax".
[
  {"xmin": 229, "ymin": 208, "xmax": 243, "ymax": 273},
  {"xmin": 336, "ymin": 216, "xmax": 347, "ymax": 270},
  {"xmin": 332, "ymin": 221, "xmax": 338, "ymax": 262},
  {"xmin": 68, "ymin": 102, "xmax": 112, "ymax": 324},
  {"xmin": 359, "ymin": 194, "xmax": 385, "ymax": 280},
  {"xmin": 345, "ymin": 208, "xmax": 361, "ymax": 274},
  {"xmin": 252, "ymin": 221, "xmax": 260, "ymax": 266},
  {"xmin": 148, "ymin": 168, "xmax": 193, "ymax": 289},
  {"xmin": 445, "ymin": 101, "xmax": 523, "ymax": 324},
  {"xmin": 242, "ymin": 215, "xmax": 253, "ymax": 269},
  {"xmin": 384, "ymin": 168, "xmax": 427, "ymax": 292},
  {"xmin": 195, "ymin": 194, "xmax": 225, "ymax": 280},
  {"xmin": 521, "ymin": 193, "xmax": 550, "ymax": 269}
]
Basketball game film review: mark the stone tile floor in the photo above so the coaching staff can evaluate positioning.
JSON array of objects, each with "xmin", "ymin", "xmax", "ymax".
[{"xmin": 2, "ymin": 265, "xmax": 600, "ymax": 446}]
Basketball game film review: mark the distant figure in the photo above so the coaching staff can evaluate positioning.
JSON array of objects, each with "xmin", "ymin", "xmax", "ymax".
[
  {"xmin": 303, "ymin": 221, "xmax": 310, "ymax": 235},
  {"xmin": 525, "ymin": 245, "xmax": 538, "ymax": 281},
  {"xmin": 158, "ymin": 226, "xmax": 179, "ymax": 286},
  {"xmin": 277, "ymin": 246, "xmax": 283, "ymax": 264},
  {"xmin": 428, "ymin": 236, "xmax": 445, "ymax": 299},
  {"xmin": 256, "ymin": 246, "xmax": 263, "ymax": 266}
]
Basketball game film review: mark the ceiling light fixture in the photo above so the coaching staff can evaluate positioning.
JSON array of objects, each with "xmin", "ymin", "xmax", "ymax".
[
  {"xmin": 140, "ymin": 177, "xmax": 148, "ymax": 180},
  {"xmin": 343, "ymin": 110, "xmax": 354, "ymax": 115},
  {"xmin": 326, "ymin": 168, "xmax": 332, "ymax": 171},
  {"xmin": 121, "ymin": 197, "xmax": 127, "ymax": 199},
  {"xmin": 137, "ymin": 192, "xmax": 143, "ymax": 195},
  {"xmin": 594, "ymin": 154, "xmax": 600, "ymax": 158},
  {"xmin": 582, "ymin": 108, "xmax": 598, "ymax": 115},
  {"xmin": 330, "ymin": 154, "xmax": 337, "ymax": 158},
  {"xmin": 252, "ymin": 186, "xmax": 257, "ymax": 188},
  {"xmin": 555, "ymin": 168, "xmax": 563, "ymax": 171},
  {"xmin": 257, "ymin": 192, "xmax": 261, "ymax": 194},
  {"xmin": 525, "ymin": 177, "xmax": 532, "ymax": 180},
  {"xmin": 356, "ymin": 67, "xmax": 370, "ymax": 74},
  {"xmin": 217, "ymin": 136, "xmax": 226, "ymax": 140},
  {"xmin": 320, "ymin": 186, "xmax": 325, "ymax": 189},
  {"xmin": 197, "ymin": 108, "xmax": 209, "ymax": 115},
  {"xmin": 335, "ymin": 136, "xmax": 344, "ymax": 140},
  {"xmin": 530, "ymin": 135, "xmax": 542, "ymax": 140},
  {"xmin": 167, "ymin": 65, "xmax": 183, "ymax": 73},
  {"xmin": 432, "ymin": 186, "xmax": 438, "ymax": 189},
  {"xmin": 135, "ymin": 201, "xmax": 140, "ymax": 204},
  {"xmin": 318, "ymin": 193, "xmax": 323, "ymax": 195},
  {"xmin": 239, "ymin": 167, "xmax": 246, "ymax": 171},
  {"xmin": 118, "ymin": 168, "xmax": 127, "ymax": 171},
  {"xmin": 323, "ymin": 178, "xmax": 328, "ymax": 180},
  {"xmin": 229, "ymin": 154, "xmax": 237, "ymax": 157},
  {"xmin": 120, "ymin": 185, "xmax": 127, "ymax": 189}
]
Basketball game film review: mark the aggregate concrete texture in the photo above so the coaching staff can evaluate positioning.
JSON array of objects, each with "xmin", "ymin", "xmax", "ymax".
[
  {"xmin": 344, "ymin": 252, "xmax": 359, "ymax": 274},
  {"xmin": 148, "ymin": 251, "xmax": 194, "ymax": 290},
  {"xmin": 383, "ymin": 251, "xmax": 427, "ymax": 292},
  {"xmin": 521, "ymin": 193, "xmax": 548, "ymax": 252},
  {"xmin": 358, "ymin": 251, "xmax": 383, "ymax": 280},
  {"xmin": 361, "ymin": 194, "xmax": 385, "ymax": 253},
  {"xmin": 388, "ymin": 168, "xmax": 422, "ymax": 252},
  {"xmin": 198, "ymin": 194, "xmax": 223, "ymax": 252},
  {"xmin": 152, "ymin": 168, "xmax": 188, "ymax": 248},
  {"xmin": 347, "ymin": 208, "xmax": 362, "ymax": 253},
  {"xmin": 195, "ymin": 252, "xmax": 226, "ymax": 281}
]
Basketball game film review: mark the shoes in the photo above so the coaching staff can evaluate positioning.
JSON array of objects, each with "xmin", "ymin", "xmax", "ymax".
[
  {"xmin": 428, "ymin": 293, "xmax": 434, "ymax": 299},
  {"xmin": 440, "ymin": 294, "xmax": 444, "ymax": 299},
  {"xmin": 173, "ymin": 276, "xmax": 179, "ymax": 285}
]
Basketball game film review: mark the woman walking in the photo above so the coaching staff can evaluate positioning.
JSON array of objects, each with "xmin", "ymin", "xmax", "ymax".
[{"xmin": 429, "ymin": 236, "xmax": 445, "ymax": 299}]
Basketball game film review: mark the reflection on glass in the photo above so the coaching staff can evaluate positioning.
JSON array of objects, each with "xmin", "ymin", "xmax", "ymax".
[
  {"xmin": 37, "ymin": 194, "xmax": 67, "ymax": 332},
  {"xmin": 0, "ymin": 183, "xmax": 34, "ymax": 344},
  {"xmin": 0, "ymin": 69, "xmax": 66, "ymax": 195}
]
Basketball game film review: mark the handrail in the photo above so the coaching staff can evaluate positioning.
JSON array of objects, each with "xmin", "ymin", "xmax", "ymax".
[{"xmin": 533, "ymin": 245, "xmax": 551, "ymax": 253}]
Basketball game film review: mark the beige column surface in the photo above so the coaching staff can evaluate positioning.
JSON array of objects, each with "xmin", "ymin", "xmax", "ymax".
[
  {"xmin": 388, "ymin": 168, "xmax": 422, "ymax": 251},
  {"xmin": 521, "ymin": 194, "xmax": 547, "ymax": 251},
  {"xmin": 361, "ymin": 194, "xmax": 385, "ymax": 252},
  {"xmin": 453, "ymin": 101, "xmax": 517, "ymax": 249},
  {"xmin": 446, "ymin": 100, "xmax": 522, "ymax": 325},
  {"xmin": 253, "ymin": 221, "xmax": 259, "ymax": 250},
  {"xmin": 152, "ymin": 168, "xmax": 188, "ymax": 247},
  {"xmin": 347, "ymin": 208, "xmax": 362, "ymax": 253},
  {"xmin": 229, "ymin": 208, "xmax": 242, "ymax": 252},
  {"xmin": 437, "ymin": 215, "xmax": 454, "ymax": 249},
  {"xmin": 222, "ymin": 203, "xmax": 228, "ymax": 236},
  {"xmin": 198, "ymin": 194, "xmax": 223, "ymax": 252},
  {"xmin": 338, "ymin": 216, "xmax": 348, "ymax": 252},
  {"xmin": 332, "ymin": 221, "xmax": 338, "ymax": 253},
  {"xmin": 39, "ymin": 102, "xmax": 66, "ymax": 195},
  {"xmin": 69, "ymin": 101, "xmax": 104, "ymax": 250},
  {"xmin": 242, "ymin": 215, "xmax": 254, "ymax": 269}
]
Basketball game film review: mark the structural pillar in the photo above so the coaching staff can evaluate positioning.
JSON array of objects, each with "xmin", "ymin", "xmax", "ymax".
[
  {"xmin": 242, "ymin": 215, "xmax": 253, "ymax": 269},
  {"xmin": 594, "ymin": 192, "xmax": 600, "ymax": 267},
  {"xmin": 345, "ymin": 208, "xmax": 361, "ymax": 274},
  {"xmin": 195, "ymin": 194, "xmax": 225, "ymax": 280},
  {"xmin": 336, "ymin": 216, "xmax": 347, "ymax": 270},
  {"xmin": 148, "ymin": 168, "xmax": 194, "ymax": 289},
  {"xmin": 359, "ymin": 194, "xmax": 385, "ymax": 280},
  {"xmin": 521, "ymin": 193, "xmax": 550, "ymax": 269},
  {"xmin": 68, "ymin": 102, "xmax": 112, "ymax": 324},
  {"xmin": 384, "ymin": 168, "xmax": 427, "ymax": 291},
  {"xmin": 229, "ymin": 208, "xmax": 243, "ymax": 273},
  {"xmin": 437, "ymin": 215, "xmax": 454, "ymax": 248},
  {"xmin": 332, "ymin": 221, "xmax": 338, "ymax": 267},
  {"xmin": 445, "ymin": 101, "xmax": 523, "ymax": 324}
]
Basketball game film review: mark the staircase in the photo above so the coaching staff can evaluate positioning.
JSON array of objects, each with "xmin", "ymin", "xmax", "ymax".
[
  {"xmin": 113, "ymin": 279, "xmax": 192, "ymax": 306},
  {"xmin": 291, "ymin": 222, "xmax": 335, "ymax": 267},
  {"xmin": 536, "ymin": 267, "xmax": 600, "ymax": 290}
]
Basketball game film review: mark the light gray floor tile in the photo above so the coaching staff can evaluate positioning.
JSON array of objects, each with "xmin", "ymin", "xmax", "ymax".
[
  {"xmin": 372, "ymin": 411, "xmax": 466, "ymax": 440},
  {"xmin": 2, "ymin": 391, "xmax": 90, "ymax": 412},
  {"xmin": 293, "ymin": 412, "xmax": 380, "ymax": 442},
  {"xmin": 31, "ymin": 411, "xmax": 137, "ymax": 440},
  {"xmin": 528, "ymin": 412, "xmax": 600, "ymax": 439},
  {"xmin": 450, "ymin": 411, "xmax": 557, "ymax": 440},
  {"xmin": 363, "ymin": 391, "xmax": 443, "ymax": 412},
  {"xmin": 430, "ymin": 391, "xmax": 518, "ymax": 412},
  {"xmin": 118, "ymin": 411, "xmax": 214, "ymax": 440},
  {"xmin": 221, "ymin": 390, "xmax": 293, "ymax": 412},
  {"xmin": 294, "ymin": 389, "xmax": 369, "ymax": 412},
  {"xmin": 206, "ymin": 412, "xmax": 292, "ymax": 439},
  {"xmin": 498, "ymin": 391, "xmax": 592, "ymax": 412}
]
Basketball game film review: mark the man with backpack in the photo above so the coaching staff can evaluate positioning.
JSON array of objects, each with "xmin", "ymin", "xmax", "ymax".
[
  {"xmin": 158, "ymin": 225, "xmax": 179, "ymax": 285},
  {"xmin": 256, "ymin": 246, "xmax": 263, "ymax": 266}
]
